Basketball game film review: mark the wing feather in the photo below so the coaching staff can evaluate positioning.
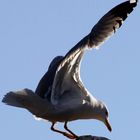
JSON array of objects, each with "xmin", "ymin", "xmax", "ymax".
[{"xmin": 51, "ymin": 0, "xmax": 137, "ymax": 105}]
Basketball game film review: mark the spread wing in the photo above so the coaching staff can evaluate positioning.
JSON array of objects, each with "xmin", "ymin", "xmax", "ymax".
[{"xmin": 51, "ymin": 0, "xmax": 137, "ymax": 105}]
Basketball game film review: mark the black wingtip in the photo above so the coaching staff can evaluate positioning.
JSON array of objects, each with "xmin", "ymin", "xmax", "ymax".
[{"xmin": 107, "ymin": 0, "xmax": 138, "ymax": 22}]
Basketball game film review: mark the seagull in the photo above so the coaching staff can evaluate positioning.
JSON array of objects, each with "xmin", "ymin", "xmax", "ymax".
[{"xmin": 2, "ymin": 0, "xmax": 137, "ymax": 139}]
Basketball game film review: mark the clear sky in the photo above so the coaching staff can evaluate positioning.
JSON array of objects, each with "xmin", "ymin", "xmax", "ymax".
[{"xmin": 0, "ymin": 0, "xmax": 139, "ymax": 140}]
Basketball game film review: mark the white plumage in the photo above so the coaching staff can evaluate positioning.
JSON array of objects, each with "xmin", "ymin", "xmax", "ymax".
[{"xmin": 2, "ymin": 1, "xmax": 137, "ymax": 139}]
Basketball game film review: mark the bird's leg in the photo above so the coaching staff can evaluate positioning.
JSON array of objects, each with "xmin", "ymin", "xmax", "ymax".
[
  {"xmin": 64, "ymin": 122, "xmax": 78, "ymax": 139},
  {"xmin": 51, "ymin": 122, "xmax": 76, "ymax": 139}
]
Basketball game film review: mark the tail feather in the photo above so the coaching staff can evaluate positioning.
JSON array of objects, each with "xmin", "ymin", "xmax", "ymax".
[
  {"xmin": 2, "ymin": 91, "xmax": 24, "ymax": 108},
  {"xmin": 2, "ymin": 89, "xmax": 35, "ymax": 108},
  {"xmin": 2, "ymin": 88, "xmax": 50, "ymax": 116}
]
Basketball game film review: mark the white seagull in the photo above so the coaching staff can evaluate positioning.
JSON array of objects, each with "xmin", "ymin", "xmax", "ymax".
[{"xmin": 2, "ymin": 0, "xmax": 137, "ymax": 139}]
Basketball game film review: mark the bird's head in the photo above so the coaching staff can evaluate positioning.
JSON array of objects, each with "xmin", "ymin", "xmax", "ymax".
[{"xmin": 96, "ymin": 101, "xmax": 112, "ymax": 132}]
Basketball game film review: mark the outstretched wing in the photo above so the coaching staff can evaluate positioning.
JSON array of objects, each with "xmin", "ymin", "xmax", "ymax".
[{"xmin": 51, "ymin": 0, "xmax": 137, "ymax": 105}]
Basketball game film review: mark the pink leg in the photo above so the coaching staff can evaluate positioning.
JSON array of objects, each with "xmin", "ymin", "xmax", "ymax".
[
  {"xmin": 51, "ymin": 122, "xmax": 77, "ymax": 139},
  {"xmin": 64, "ymin": 121, "xmax": 78, "ymax": 139}
]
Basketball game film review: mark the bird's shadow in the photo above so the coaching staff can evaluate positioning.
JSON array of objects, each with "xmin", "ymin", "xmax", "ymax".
[{"xmin": 76, "ymin": 135, "xmax": 110, "ymax": 140}]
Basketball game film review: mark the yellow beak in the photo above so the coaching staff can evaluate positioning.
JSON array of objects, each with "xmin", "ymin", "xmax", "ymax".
[{"xmin": 105, "ymin": 118, "xmax": 112, "ymax": 132}]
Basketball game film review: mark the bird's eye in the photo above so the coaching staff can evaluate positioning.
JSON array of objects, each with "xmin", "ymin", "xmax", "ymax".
[{"xmin": 105, "ymin": 110, "xmax": 108, "ymax": 117}]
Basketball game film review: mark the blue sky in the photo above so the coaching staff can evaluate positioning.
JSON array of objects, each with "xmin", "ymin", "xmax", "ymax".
[{"xmin": 0, "ymin": 0, "xmax": 139, "ymax": 140}]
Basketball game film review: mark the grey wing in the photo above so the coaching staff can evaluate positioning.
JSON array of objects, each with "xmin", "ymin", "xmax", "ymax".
[
  {"xmin": 51, "ymin": 50, "xmax": 88, "ymax": 107},
  {"xmin": 35, "ymin": 56, "xmax": 63, "ymax": 99},
  {"xmin": 87, "ymin": 0, "xmax": 138, "ymax": 49},
  {"xmin": 51, "ymin": 0, "xmax": 137, "ymax": 105}
]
